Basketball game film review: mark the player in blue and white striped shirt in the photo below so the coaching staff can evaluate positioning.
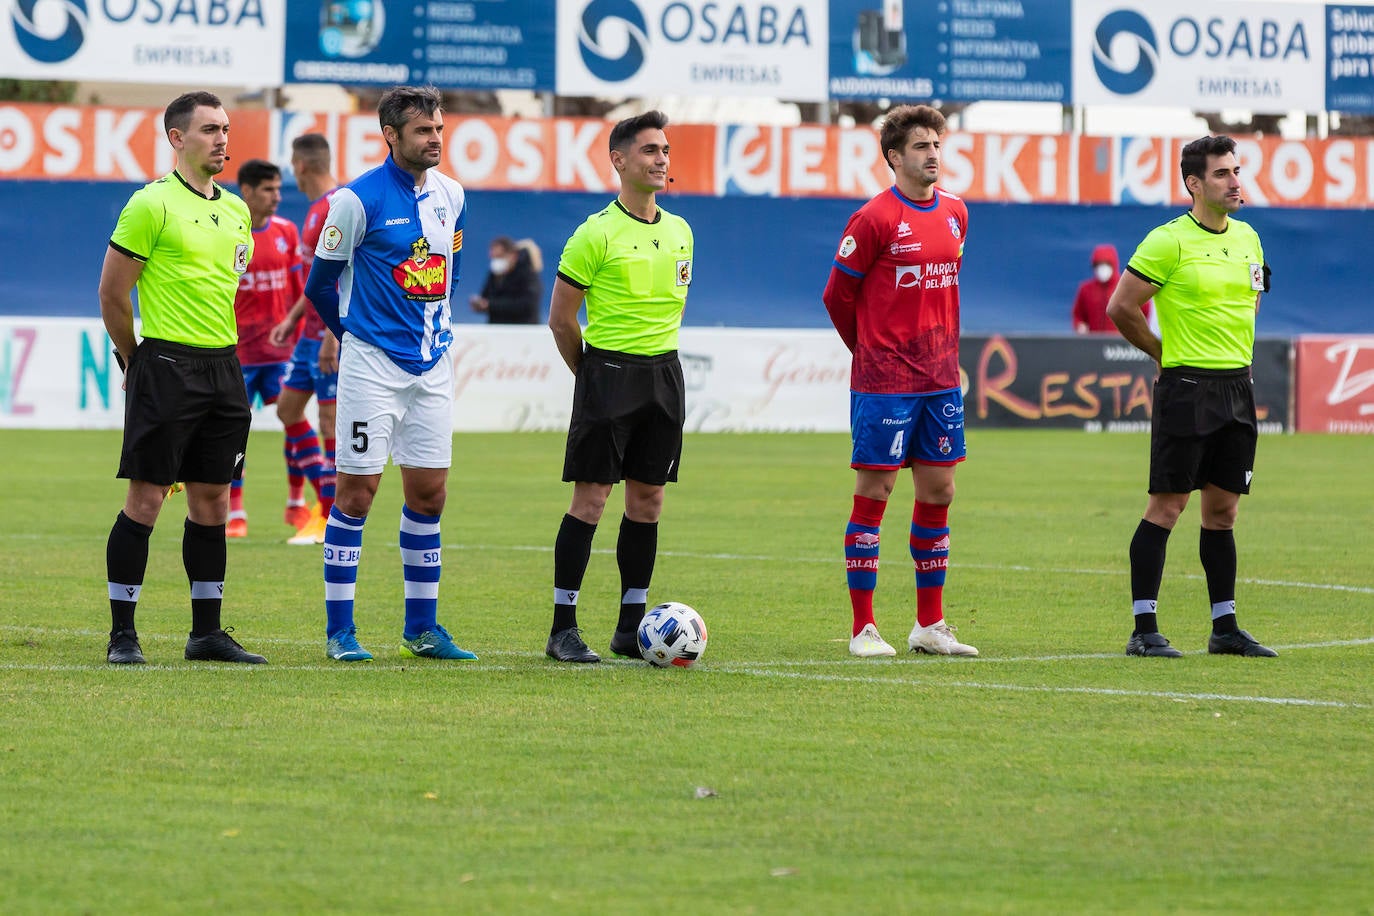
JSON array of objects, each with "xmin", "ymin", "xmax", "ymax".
[{"xmin": 303, "ymin": 85, "xmax": 474, "ymax": 663}]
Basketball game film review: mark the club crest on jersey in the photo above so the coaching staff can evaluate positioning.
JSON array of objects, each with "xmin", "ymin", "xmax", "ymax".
[
  {"xmin": 947, "ymin": 217, "xmax": 961, "ymax": 239},
  {"xmin": 838, "ymin": 235, "xmax": 857, "ymax": 258},
  {"xmin": 435, "ymin": 206, "xmax": 447, "ymax": 226},
  {"xmin": 938, "ymin": 435, "xmax": 952, "ymax": 456},
  {"xmin": 276, "ymin": 236, "xmax": 289, "ymax": 254},
  {"xmin": 677, "ymin": 259, "xmax": 692, "ymax": 286},
  {"xmin": 392, "ymin": 236, "xmax": 448, "ymax": 301}
]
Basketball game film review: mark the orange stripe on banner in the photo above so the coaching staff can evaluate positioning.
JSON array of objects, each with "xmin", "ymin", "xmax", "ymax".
[{"xmin": 0, "ymin": 103, "xmax": 1370, "ymax": 208}]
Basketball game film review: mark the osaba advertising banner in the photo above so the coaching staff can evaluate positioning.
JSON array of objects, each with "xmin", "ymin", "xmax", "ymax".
[
  {"xmin": 1294, "ymin": 335, "xmax": 1374, "ymax": 433},
  {"xmin": 555, "ymin": 0, "xmax": 829, "ymax": 101},
  {"xmin": 1, "ymin": 0, "xmax": 283, "ymax": 85},
  {"xmin": 1073, "ymin": 0, "xmax": 1325, "ymax": 114},
  {"xmin": 959, "ymin": 335, "xmax": 1291, "ymax": 432}
]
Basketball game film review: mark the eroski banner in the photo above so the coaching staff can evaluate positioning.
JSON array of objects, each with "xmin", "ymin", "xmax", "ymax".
[{"xmin": 5, "ymin": 104, "xmax": 1374, "ymax": 209}]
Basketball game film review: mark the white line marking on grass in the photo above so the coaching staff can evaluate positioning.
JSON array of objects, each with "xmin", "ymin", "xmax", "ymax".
[
  {"xmin": 713, "ymin": 667, "xmax": 1371, "ymax": 709},
  {"xmin": 446, "ymin": 544, "xmax": 1374, "ymax": 596},
  {"xmin": 0, "ymin": 662, "xmax": 512, "ymax": 673}
]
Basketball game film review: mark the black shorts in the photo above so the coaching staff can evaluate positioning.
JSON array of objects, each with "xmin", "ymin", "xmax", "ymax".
[
  {"xmin": 1148, "ymin": 366, "xmax": 1257, "ymax": 495},
  {"xmin": 563, "ymin": 346, "xmax": 685, "ymax": 486},
  {"xmin": 118, "ymin": 338, "xmax": 252, "ymax": 486}
]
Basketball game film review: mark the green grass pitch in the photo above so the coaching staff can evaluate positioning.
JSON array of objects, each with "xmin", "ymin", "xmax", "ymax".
[{"xmin": 1, "ymin": 428, "xmax": 1370, "ymax": 913}]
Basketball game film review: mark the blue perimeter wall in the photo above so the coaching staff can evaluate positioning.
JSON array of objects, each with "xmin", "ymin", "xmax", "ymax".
[{"xmin": 3, "ymin": 180, "xmax": 1368, "ymax": 333}]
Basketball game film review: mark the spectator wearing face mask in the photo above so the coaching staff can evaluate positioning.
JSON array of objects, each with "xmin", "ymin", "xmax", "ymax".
[
  {"xmin": 470, "ymin": 236, "xmax": 543, "ymax": 324},
  {"xmin": 1072, "ymin": 243, "xmax": 1151, "ymax": 334}
]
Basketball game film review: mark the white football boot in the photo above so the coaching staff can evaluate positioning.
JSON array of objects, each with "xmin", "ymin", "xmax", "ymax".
[
  {"xmin": 849, "ymin": 623, "xmax": 897, "ymax": 658},
  {"xmin": 908, "ymin": 620, "xmax": 979, "ymax": 656}
]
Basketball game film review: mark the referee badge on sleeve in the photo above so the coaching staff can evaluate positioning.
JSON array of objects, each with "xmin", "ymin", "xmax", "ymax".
[
  {"xmin": 677, "ymin": 259, "xmax": 692, "ymax": 286},
  {"xmin": 234, "ymin": 244, "xmax": 249, "ymax": 274},
  {"xmin": 1249, "ymin": 262, "xmax": 1264, "ymax": 291}
]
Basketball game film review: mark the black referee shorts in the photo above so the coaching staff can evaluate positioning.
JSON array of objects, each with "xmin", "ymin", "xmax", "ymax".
[
  {"xmin": 1148, "ymin": 366, "xmax": 1257, "ymax": 495},
  {"xmin": 563, "ymin": 346, "xmax": 685, "ymax": 486},
  {"xmin": 118, "ymin": 338, "xmax": 252, "ymax": 487}
]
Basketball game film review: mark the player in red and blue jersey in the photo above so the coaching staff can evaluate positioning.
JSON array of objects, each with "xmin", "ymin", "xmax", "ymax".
[
  {"xmin": 228, "ymin": 159, "xmax": 303, "ymax": 538},
  {"xmin": 823, "ymin": 104, "xmax": 979, "ymax": 659},
  {"xmin": 269, "ymin": 133, "xmax": 341, "ymax": 544}
]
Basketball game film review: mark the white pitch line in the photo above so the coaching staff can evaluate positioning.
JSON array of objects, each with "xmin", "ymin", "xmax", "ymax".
[
  {"xmin": 5, "ymin": 532, "xmax": 1369, "ymax": 595},
  {"xmin": 0, "ymin": 662, "xmax": 510, "ymax": 673},
  {"xmin": 452, "ymin": 544, "xmax": 1374, "ymax": 596},
  {"xmin": 3, "ymin": 627, "xmax": 1372, "ymax": 664},
  {"xmin": 2, "ymin": 647, "xmax": 1368, "ymax": 709},
  {"xmin": 712, "ymin": 667, "xmax": 1371, "ymax": 709},
  {"xmin": 4, "ymin": 658, "xmax": 1357, "ymax": 709}
]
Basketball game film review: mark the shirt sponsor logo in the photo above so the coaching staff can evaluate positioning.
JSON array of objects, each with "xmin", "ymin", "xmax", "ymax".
[
  {"xmin": 322, "ymin": 225, "xmax": 342, "ymax": 251},
  {"xmin": 392, "ymin": 236, "xmax": 448, "ymax": 301},
  {"xmin": 896, "ymin": 220, "xmax": 911, "ymax": 238},
  {"xmin": 838, "ymin": 234, "xmax": 857, "ymax": 258},
  {"xmin": 385, "ymin": 217, "xmax": 411, "ymax": 226},
  {"xmin": 896, "ymin": 265, "xmax": 922, "ymax": 288},
  {"xmin": 890, "ymin": 241, "xmax": 923, "ymax": 254}
]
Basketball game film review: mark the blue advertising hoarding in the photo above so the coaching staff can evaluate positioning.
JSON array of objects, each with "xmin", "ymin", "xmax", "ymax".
[
  {"xmin": 1326, "ymin": 5, "xmax": 1374, "ymax": 111},
  {"xmin": 829, "ymin": 0, "xmax": 1070, "ymax": 102},
  {"xmin": 285, "ymin": 0, "xmax": 555, "ymax": 90}
]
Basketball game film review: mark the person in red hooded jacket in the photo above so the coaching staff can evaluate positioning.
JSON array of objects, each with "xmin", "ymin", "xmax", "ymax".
[{"xmin": 1072, "ymin": 244, "xmax": 1152, "ymax": 333}]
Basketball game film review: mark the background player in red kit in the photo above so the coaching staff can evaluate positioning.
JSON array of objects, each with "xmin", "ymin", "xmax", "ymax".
[
  {"xmin": 823, "ymin": 104, "xmax": 979, "ymax": 659},
  {"xmin": 269, "ymin": 133, "xmax": 341, "ymax": 544},
  {"xmin": 229, "ymin": 158, "xmax": 303, "ymax": 538}
]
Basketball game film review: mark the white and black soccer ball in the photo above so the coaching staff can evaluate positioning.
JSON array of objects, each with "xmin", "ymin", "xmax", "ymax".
[{"xmin": 636, "ymin": 602, "xmax": 708, "ymax": 668}]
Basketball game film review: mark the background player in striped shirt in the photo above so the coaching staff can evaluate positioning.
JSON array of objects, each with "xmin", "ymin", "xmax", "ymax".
[
  {"xmin": 269, "ymin": 133, "xmax": 341, "ymax": 544},
  {"xmin": 823, "ymin": 104, "xmax": 979, "ymax": 659},
  {"xmin": 227, "ymin": 159, "xmax": 303, "ymax": 538}
]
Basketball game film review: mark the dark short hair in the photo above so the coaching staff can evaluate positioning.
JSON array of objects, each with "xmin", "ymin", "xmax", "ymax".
[
  {"xmin": 164, "ymin": 91, "xmax": 223, "ymax": 136},
  {"xmin": 490, "ymin": 236, "xmax": 515, "ymax": 252},
  {"xmin": 609, "ymin": 110, "xmax": 669, "ymax": 154},
  {"xmin": 291, "ymin": 133, "xmax": 331, "ymax": 172},
  {"xmin": 378, "ymin": 85, "xmax": 443, "ymax": 138},
  {"xmin": 236, "ymin": 158, "xmax": 280, "ymax": 189},
  {"xmin": 1180, "ymin": 135, "xmax": 1237, "ymax": 191},
  {"xmin": 879, "ymin": 105, "xmax": 947, "ymax": 172}
]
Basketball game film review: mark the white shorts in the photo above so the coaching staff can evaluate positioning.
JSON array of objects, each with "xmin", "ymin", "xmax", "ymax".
[{"xmin": 334, "ymin": 333, "xmax": 454, "ymax": 474}]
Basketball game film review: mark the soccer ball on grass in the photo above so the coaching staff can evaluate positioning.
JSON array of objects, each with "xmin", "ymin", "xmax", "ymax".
[{"xmin": 636, "ymin": 602, "xmax": 708, "ymax": 668}]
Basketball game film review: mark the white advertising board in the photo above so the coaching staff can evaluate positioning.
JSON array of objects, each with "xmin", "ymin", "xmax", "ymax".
[
  {"xmin": 1072, "ymin": 0, "xmax": 1326, "ymax": 114},
  {"xmin": 556, "ymin": 0, "xmax": 829, "ymax": 101},
  {"xmin": 1, "ymin": 0, "xmax": 285, "ymax": 85},
  {"xmin": 0, "ymin": 320, "xmax": 853, "ymax": 433}
]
